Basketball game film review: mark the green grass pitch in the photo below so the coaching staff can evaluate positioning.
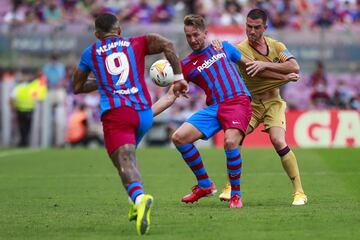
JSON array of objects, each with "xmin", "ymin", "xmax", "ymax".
[{"xmin": 0, "ymin": 147, "xmax": 359, "ymax": 239}]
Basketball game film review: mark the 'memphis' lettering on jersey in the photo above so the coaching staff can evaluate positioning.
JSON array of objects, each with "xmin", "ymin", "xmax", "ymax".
[
  {"xmin": 96, "ymin": 40, "xmax": 130, "ymax": 55},
  {"xmin": 197, "ymin": 53, "xmax": 226, "ymax": 72}
]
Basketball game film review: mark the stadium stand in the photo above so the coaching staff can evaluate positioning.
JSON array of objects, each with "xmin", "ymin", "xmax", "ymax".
[{"xmin": 0, "ymin": 0, "xmax": 359, "ymax": 147}]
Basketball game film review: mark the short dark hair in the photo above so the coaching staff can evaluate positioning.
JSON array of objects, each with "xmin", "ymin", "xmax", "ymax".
[
  {"xmin": 247, "ymin": 9, "xmax": 267, "ymax": 24},
  {"xmin": 184, "ymin": 14, "xmax": 206, "ymax": 30},
  {"xmin": 95, "ymin": 13, "xmax": 118, "ymax": 34}
]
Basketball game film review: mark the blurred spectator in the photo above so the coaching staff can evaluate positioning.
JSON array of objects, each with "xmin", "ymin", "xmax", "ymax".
[
  {"xmin": 310, "ymin": 82, "xmax": 332, "ymax": 109},
  {"xmin": 220, "ymin": 0, "xmax": 245, "ymax": 26},
  {"xmin": 42, "ymin": 54, "xmax": 66, "ymax": 89},
  {"xmin": 184, "ymin": 0, "xmax": 207, "ymax": 17},
  {"xmin": 207, "ymin": 0, "xmax": 223, "ymax": 25},
  {"xmin": 66, "ymin": 103, "xmax": 103, "ymax": 147},
  {"xmin": 309, "ymin": 61, "xmax": 327, "ymax": 87},
  {"xmin": 3, "ymin": 2, "xmax": 26, "ymax": 27},
  {"xmin": 349, "ymin": 93, "xmax": 360, "ymax": 110},
  {"xmin": 42, "ymin": 54, "xmax": 67, "ymax": 147},
  {"xmin": 338, "ymin": 0, "xmax": 356, "ymax": 24},
  {"xmin": 23, "ymin": 9, "xmax": 39, "ymax": 31},
  {"xmin": 30, "ymin": 0, "xmax": 45, "ymax": 23},
  {"xmin": 44, "ymin": 0, "xmax": 63, "ymax": 27},
  {"xmin": 333, "ymin": 80, "xmax": 352, "ymax": 109},
  {"xmin": 121, "ymin": 0, "xmax": 154, "ymax": 24},
  {"xmin": 62, "ymin": 0, "xmax": 77, "ymax": 11},
  {"xmin": 152, "ymin": 0, "xmax": 176, "ymax": 23},
  {"xmin": 271, "ymin": 10, "xmax": 289, "ymax": 29},
  {"xmin": 314, "ymin": 7, "xmax": 336, "ymax": 28},
  {"xmin": 76, "ymin": 0, "xmax": 98, "ymax": 25},
  {"xmin": 9, "ymin": 70, "xmax": 38, "ymax": 147}
]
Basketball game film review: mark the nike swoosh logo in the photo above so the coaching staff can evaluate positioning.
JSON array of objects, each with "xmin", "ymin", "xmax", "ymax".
[
  {"xmin": 232, "ymin": 121, "xmax": 241, "ymax": 124},
  {"xmin": 193, "ymin": 61, "xmax": 198, "ymax": 65}
]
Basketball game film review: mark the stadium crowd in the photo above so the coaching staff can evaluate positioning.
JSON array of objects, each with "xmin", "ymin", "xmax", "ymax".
[
  {"xmin": 1, "ymin": 0, "xmax": 360, "ymax": 30},
  {"xmin": 1, "ymin": 0, "xmax": 360, "ymax": 147}
]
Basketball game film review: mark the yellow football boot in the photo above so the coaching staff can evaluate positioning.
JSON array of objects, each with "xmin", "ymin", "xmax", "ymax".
[
  {"xmin": 219, "ymin": 182, "xmax": 231, "ymax": 201},
  {"xmin": 128, "ymin": 202, "xmax": 137, "ymax": 221},
  {"xmin": 292, "ymin": 192, "xmax": 308, "ymax": 206},
  {"xmin": 136, "ymin": 194, "xmax": 153, "ymax": 235}
]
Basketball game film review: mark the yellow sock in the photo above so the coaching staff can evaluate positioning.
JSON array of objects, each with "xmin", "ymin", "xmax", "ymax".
[{"xmin": 281, "ymin": 150, "xmax": 304, "ymax": 194}]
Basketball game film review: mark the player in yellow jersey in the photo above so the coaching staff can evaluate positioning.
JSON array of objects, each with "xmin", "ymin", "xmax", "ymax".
[{"xmin": 219, "ymin": 9, "xmax": 307, "ymax": 206}]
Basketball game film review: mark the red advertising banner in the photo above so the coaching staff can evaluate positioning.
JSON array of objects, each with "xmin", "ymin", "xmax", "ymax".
[{"xmin": 214, "ymin": 110, "xmax": 360, "ymax": 148}]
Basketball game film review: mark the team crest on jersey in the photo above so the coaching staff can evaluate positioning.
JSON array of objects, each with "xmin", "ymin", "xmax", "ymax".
[{"xmin": 273, "ymin": 57, "xmax": 280, "ymax": 63}]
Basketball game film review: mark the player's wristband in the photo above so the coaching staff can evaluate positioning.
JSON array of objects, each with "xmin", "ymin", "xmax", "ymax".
[{"xmin": 173, "ymin": 73, "xmax": 184, "ymax": 82}]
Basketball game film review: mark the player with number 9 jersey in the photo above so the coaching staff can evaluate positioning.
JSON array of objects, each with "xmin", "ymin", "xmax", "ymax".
[
  {"xmin": 72, "ymin": 13, "xmax": 187, "ymax": 236},
  {"xmin": 78, "ymin": 35, "xmax": 151, "ymax": 115}
]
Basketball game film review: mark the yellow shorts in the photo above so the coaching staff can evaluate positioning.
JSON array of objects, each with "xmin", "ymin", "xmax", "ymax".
[{"xmin": 249, "ymin": 95, "xmax": 287, "ymax": 132}]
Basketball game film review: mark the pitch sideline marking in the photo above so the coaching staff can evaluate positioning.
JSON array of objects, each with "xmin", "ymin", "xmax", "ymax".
[{"xmin": 0, "ymin": 149, "xmax": 41, "ymax": 159}]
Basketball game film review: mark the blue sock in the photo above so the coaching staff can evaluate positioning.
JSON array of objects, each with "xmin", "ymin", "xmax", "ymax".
[{"xmin": 176, "ymin": 143, "xmax": 212, "ymax": 188}]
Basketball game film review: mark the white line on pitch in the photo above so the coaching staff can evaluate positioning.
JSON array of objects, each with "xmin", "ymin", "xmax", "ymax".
[{"xmin": 0, "ymin": 149, "xmax": 41, "ymax": 159}]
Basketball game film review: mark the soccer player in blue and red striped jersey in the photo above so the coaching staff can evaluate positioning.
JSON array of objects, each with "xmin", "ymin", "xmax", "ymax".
[
  {"xmin": 171, "ymin": 14, "xmax": 253, "ymax": 209},
  {"xmin": 72, "ymin": 13, "xmax": 188, "ymax": 235}
]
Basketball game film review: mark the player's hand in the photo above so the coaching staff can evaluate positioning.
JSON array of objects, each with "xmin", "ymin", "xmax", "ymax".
[
  {"xmin": 286, "ymin": 73, "xmax": 300, "ymax": 82},
  {"xmin": 210, "ymin": 39, "xmax": 223, "ymax": 50},
  {"xmin": 166, "ymin": 84, "xmax": 188, "ymax": 102},
  {"xmin": 173, "ymin": 79, "xmax": 189, "ymax": 97},
  {"xmin": 246, "ymin": 61, "xmax": 268, "ymax": 77}
]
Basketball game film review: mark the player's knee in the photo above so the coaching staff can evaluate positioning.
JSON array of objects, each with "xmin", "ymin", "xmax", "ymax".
[
  {"xmin": 270, "ymin": 135, "xmax": 285, "ymax": 149},
  {"xmin": 112, "ymin": 145, "xmax": 135, "ymax": 166},
  {"xmin": 224, "ymin": 137, "xmax": 238, "ymax": 150},
  {"xmin": 171, "ymin": 131, "xmax": 186, "ymax": 146}
]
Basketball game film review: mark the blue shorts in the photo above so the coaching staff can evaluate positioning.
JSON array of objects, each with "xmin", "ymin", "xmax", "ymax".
[
  {"xmin": 135, "ymin": 108, "xmax": 153, "ymax": 146},
  {"xmin": 186, "ymin": 96, "xmax": 252, "ymax": 140}
]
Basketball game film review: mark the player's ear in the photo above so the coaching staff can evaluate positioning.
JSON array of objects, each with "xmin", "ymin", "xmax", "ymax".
[
  {"xmin": 264, "ymin": 24, "xmax": 268, "ymax": 31},
  {"xmin": 94, "ymin": 31, "xmax": 101, "ymax": 40},
  {"xmin": 117, "ymin": 26, "xmax": 122, "ymax": 36}
]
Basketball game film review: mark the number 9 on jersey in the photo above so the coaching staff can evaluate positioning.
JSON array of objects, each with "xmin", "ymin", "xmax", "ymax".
[{"xmin": 149, "ymin": 59, "xmax": 174, "ymax": 87}]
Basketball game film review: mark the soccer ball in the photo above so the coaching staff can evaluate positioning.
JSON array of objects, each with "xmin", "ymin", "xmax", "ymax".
[{"xmin": 149, "ymin": 59, "xmax": 174, "ymax": 87}]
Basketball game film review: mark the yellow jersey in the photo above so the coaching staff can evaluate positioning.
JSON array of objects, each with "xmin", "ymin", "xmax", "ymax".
[{"xmin": 236, "ymin": 36, "xmax": 294, "ymax": 94}]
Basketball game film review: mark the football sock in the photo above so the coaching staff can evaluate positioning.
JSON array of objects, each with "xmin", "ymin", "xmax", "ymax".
[
  {"xmin": 176, "ymin": 143, "xmax": 212, "ymax": 188},
  {"xmin": 225, "ymin": 148, "xmax": 242, "ymax": 197},
  {"xmin": 127, "ymin": 181, "xmax": 145, "ymax": 206},
  {"xmin": 277, "ymin": 146, "xmax": 304, "ymax": 193}
]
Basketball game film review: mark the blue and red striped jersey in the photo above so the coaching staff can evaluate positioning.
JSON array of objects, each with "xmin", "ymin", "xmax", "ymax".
[
  {"xmin": 78, "ymin": 36, "xmax": 152, "ymax": 116},
  {"xmin": 181, "ymin": 41, "xmax": 251, "ymax": 106}
]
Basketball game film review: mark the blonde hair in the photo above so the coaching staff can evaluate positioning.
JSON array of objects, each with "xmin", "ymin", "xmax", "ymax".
[{"xmin": 184, "ymin": 14, "xmax": 206, "ymax": 30}]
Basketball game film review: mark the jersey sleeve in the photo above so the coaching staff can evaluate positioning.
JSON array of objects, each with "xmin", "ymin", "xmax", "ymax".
[
  {"xmin": 223, "ymin": 41, "xmax": 242, "ymax": 62},
  {"xmin": 131, "ymin": 36, "xmax": 149, "ymax": 56},
  {"xmin": 275, "ymin": 41, "xmax": 294, "ymax": 62},
  {"xmin": 77, "ymin": 47, "xmax": 91, "ymax": 72},
  {"xmin": 180, "ymin": 61, "xmax": 190, "ymax": 82}
]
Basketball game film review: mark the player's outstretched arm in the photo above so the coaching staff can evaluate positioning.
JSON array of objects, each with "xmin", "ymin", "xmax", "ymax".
[
  {"xmin": 236, "ymin": 56, "xmax": 293, "ymax": 81},
  {"xmin": 73, "ymin": 69, "xmax": 98, "ymax": 94},
  {"xmin": 146, "ymin": 34, "xmax": 182, "ymax": 75},
  {"xmin": 152, "ymin": 85, "xmax": 180, "ymax": 117},
  {"xmin": 146, "ymin": 34, "xmax": 188, "ymax": 95},
  {"xmin": 246, "ymin": 58, "xmax": 300, "ymax": 76},
  {"xmin": 261, "ymin": 71, "xmax": 300, "ymax": 82}
]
